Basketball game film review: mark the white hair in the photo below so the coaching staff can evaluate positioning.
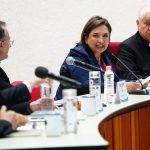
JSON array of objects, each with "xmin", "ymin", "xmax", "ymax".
[{"xmin": 138, "ymin": 5, "xmax": 150, "ymax": 20}]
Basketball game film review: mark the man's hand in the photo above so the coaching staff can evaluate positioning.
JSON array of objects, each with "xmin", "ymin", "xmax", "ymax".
[
  {"xmin": 126, "ymin": 82, "xmax": 141, "ymax": 92},
  {"xmin": 29, "ymin": 98, "xmax": 55, "ymax": 112},
  {"xmin": 0, "ymin": 106, "xmax": 28, "ymax": 130}
]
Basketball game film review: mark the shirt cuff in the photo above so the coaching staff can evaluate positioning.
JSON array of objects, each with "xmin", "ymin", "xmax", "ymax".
[{"xmin": 23, "ymin": 81, "xmax": 32, "ymax": 93}]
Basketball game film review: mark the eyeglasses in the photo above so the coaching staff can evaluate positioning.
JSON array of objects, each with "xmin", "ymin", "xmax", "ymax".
[
  {"xmin": 1, "ymin": 39, "xmax": 14, "ymax": 47},
  {"xmin": 9, "ymin": 40, "xmax": 14, "ymax": 47},
  {"xmin": 141, "ymin": 21, "xmax": 150, "ymax": 28}
]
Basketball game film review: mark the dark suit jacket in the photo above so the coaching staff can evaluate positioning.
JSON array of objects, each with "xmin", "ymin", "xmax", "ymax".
[
  {"xmin": 0, "ymin": 67, "xmax": 32, "ymax": 114},
  {"xmin": 0, "ymin": 120, "xmax": 13, "ymax": 138},
  {"xmin": 117, "ymin": 32, "xmax": 150, "ymax": 80},
  {"xmin": 55, "ymin": 44, "xmax": 119, "ymax": 100}
]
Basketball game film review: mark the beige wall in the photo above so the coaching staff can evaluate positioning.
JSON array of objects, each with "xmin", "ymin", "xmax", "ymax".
[{"xmin": 0, "ymin": 0, "xmax": 149, "ymax": 96}]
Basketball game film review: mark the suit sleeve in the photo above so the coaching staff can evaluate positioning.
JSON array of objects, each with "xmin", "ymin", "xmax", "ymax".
[
  {"xmin": 55, "ymin": 52, "xmax": 90, "ymax": 100},
  {"xmin": 116, "ymin": 43, "xmax": 143, "ymax": 80},
  {"xmin": 0, "ymin": 120, "xmax": 13, "ymax": 138},
  {"xmin": 7, "ymin": 101, "xmax": 32, "ymax": 115},
  {"xmin": 0, "ymin": 83, "xmax": 31, "ymax": 107}
]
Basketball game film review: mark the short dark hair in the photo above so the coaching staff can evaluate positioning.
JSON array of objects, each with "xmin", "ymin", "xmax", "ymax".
[
  {"xmin": 80, "ymin": 16, "xmax": 112, "ymax": 44},
  {"xmin": 0, "ymin": 21, "xmax": 6, "ymax": 40}
]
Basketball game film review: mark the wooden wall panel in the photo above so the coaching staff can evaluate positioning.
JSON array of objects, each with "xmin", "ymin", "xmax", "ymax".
[
  {"xmin": 103, "ymin": 119, "xmax": 113, "ymax": 150},
  {"xmin": 99, "ymin": 106, "xmax": 150, "ymax": 150},
  {"xmin": 139, "ymin": 106, "xmax": 150, "ymax": 150},
  {"xmin": 131, "ymin": 110, "xmax": 139, "ymax": 150},
  {"xmin": 113, "ymin": 116, "xmax": 122, "ymax": 150}
]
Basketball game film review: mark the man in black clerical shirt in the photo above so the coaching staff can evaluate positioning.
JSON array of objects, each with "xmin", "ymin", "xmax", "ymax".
[{"xmin": 116, "ymin": 5, "xmax": 150, "ymax": 80}]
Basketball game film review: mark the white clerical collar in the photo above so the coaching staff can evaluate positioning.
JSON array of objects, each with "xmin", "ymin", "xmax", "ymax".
[{"xmin": 149, "ymin": 43, "xmax": 150, "ymax": 47}]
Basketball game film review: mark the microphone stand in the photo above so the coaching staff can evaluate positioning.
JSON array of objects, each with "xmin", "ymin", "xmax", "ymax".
[{"xmin": 110, "ymin": 52, "xmax": 150, "ymax": 95}]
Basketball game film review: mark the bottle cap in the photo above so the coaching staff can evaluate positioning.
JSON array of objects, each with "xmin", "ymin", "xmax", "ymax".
[{"xmin": 106, "ymin": 66, "xmax": 112, "ymax": 70}]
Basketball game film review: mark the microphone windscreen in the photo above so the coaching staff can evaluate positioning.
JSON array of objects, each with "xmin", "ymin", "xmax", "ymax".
[
  {"xmin": 35, "ymin": 66, "xmax": 48, "ymax": 78},
  {"xmin": 66, "ymin": 57, "xmax": 75, "ymax": 65}
]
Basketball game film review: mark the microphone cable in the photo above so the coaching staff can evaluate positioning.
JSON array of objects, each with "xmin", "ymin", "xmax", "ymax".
[{"xmin": 110, "ymin": 51, "xmax": 149, "ymax": 94}]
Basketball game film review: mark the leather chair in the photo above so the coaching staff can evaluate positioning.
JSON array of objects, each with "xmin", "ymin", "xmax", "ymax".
[
  {"xmin": 109, "ymin": 42, "xmax": 120, "ymax": 56},
  {"xmin": 109, "ymin": 42, "xmax": 121, "ymax": 71}
]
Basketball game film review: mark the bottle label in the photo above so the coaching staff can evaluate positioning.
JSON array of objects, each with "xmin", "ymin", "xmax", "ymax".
[
  {"xmin": 104, "ymin": 70, "xmax": 114, "ymax": 104},
  {"xmin": 89, "ymin": 78, "xmax": 100, "ymax": 86},
  {"xmin": 89, "ymin": 71, "xmax": 102, "ymax": 112},
  {"xmin": 40, "ymin": 84, "xmax": 53, "ymax": 111},
  {"xmin": 63, "ymin": 97, "xmax": 77, "ymax": 134}
]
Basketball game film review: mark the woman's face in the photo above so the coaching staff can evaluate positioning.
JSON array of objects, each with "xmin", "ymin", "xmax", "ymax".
[{"xmin": 85, "ymin": 25, "xmax": 110, "ymax": 57}]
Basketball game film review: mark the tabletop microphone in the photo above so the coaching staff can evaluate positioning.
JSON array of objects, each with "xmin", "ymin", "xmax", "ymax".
[
  {"xmin": 66, "ymin": 56, "xmax": 120, "ymax": 79},
  {"xmin": 66, "ymin": 56, "xmax": 104, "ymax": 72},
  {"xmin": 35, "ymin": 66, "xmax": 82, "ymax": 88},
  {"xmin": 110, "ymin": 52, "xmax": 149, "ymax": 95}
]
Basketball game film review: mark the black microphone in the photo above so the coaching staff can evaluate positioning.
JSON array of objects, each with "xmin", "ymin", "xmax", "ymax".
[
  {"xmin": 66, "ymin": 56, "xmax": 104, "ymax": 72},
  {"xmin": 35, "ymin": 66, "xmax": 82, "ymax": 88},
  {"xmin": 110, "ymin": 52, "xmax": 149, "ymax": 95},
  {"xmin": 66, "ymin": 56, "xmax": 120, "ymax": 79}
]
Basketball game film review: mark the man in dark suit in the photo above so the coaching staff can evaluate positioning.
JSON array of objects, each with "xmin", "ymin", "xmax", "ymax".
[
  {"xmin": 116, "ymin": 5, "xmax": 150, "ymax": 80},
  {"xmin": 0, "ymin": 21, "xmax": 52, "ymax": 114}
]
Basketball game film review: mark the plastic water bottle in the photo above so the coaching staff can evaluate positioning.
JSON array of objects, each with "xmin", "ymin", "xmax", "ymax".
[
  {"xmin": 63, "ymin": 89, "xmax": 78, "ymax": 134},
  {"xmin": 104, "ymin": 66, "xmax": 115, "ymax": 104},
  {"xmin": 40, "ymin": 83, "xmax": 53, "ymax": 112},
  {"xmin": 89, "ymin": 71, "xmax": 103, "ymax": 113}
]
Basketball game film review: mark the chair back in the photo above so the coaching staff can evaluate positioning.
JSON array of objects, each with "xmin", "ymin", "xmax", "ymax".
[
  {"xmin": 109, "ymin": 42, "xmax": 121, "ymax": 71},
  {"xmin": 109, "ymin": 42, "xmax": 120, "ymax": 55}
]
